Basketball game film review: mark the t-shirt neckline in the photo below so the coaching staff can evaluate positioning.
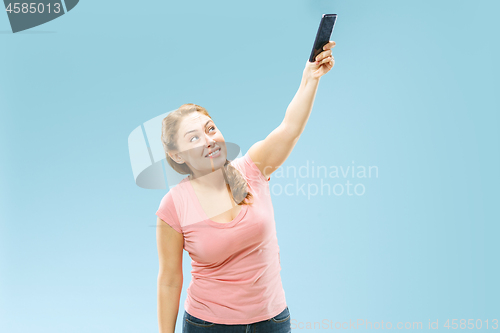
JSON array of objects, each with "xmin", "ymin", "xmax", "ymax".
[{"xmin": 183, "ymin": 177, "xmax": 248, "ymax": 229}]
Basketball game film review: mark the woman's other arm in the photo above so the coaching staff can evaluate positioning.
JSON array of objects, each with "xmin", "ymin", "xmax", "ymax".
[{"xmin": 157, "ymin": 216, "xmax": 184, "ymax": 333}]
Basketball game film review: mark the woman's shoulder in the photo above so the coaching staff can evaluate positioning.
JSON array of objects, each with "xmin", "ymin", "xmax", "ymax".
[
  {"xmin": 230, "ymin": 152, "xmax": 270, "ymax": 183},
  {"xmin": 160, "ymin": 176, "xmax": 190, "ymax": 205}
]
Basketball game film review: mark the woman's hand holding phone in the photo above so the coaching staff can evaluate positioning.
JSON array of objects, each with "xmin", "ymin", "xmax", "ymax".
[{"xmin": 303, "ymin": 40, "xmax": 336, "ymax": 80}]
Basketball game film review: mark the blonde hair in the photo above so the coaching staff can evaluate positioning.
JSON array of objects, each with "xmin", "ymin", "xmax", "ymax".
[{"xmin": 161, "ymin": 103, "xmax": 254, "ymax": 206}]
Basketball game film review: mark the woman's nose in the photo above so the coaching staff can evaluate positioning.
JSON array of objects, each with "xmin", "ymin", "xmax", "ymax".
[{"xmin": 204, "ymin": 133, "xmax": 215, "ymax": 146}]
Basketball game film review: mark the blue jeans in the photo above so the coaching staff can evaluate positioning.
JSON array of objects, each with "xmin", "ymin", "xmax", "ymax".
[{"xmin": 182, "ymin": 306, "xmax": 291, "ymax": 333}]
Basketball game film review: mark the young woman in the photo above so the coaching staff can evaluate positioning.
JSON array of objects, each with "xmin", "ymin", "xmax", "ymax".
[{"xmin": 156, "ymin": 41, "xmax": 336, "ymax": 333}]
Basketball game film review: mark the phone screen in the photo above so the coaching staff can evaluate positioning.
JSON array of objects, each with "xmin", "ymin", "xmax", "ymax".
[{"xmin": 309, "ymin": 14, "xmax": 337, "ymax": 63}]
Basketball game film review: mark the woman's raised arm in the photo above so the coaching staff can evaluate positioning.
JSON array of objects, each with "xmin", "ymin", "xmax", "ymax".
[{"xmin": 248, "ymin": 41, "xmax": 336, "ymax": 179}]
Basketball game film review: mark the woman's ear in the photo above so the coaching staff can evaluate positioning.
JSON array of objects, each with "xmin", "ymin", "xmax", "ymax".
[{"xmin": 168, "ymin": 151, "xmax": 183, "ymax": 164}]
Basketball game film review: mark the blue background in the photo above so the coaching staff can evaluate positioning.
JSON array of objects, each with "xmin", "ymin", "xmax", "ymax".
[{"xmin": 1, "ymin": 0, "xmax": 499, "ymax": 332}]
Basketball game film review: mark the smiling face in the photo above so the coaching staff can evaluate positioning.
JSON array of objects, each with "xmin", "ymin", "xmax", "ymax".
[{"xmin": 168, "ymin": 112, "xmax": 227, "ymax": 177}]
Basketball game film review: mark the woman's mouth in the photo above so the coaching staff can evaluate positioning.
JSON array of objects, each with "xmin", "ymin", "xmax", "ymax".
[{"xmin": 205, "ymin": 148, "xmax": 221, "ymax": 158}]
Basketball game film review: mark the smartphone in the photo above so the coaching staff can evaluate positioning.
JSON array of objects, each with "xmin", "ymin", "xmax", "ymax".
[{"xmin": 309, "ymin": 14, "xmax": 337, "ymax": 63}]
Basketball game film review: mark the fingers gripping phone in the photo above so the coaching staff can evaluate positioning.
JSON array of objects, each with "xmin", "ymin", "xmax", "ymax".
[{"xmin": 309, "ymin": 14, "xmax": 337, "ymax": 63}]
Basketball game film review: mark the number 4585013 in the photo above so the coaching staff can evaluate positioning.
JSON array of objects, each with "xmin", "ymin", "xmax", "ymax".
[
  {"xmin": 6, "ymin": 2, "xmax": 61, "ymax": 14},
  {"xmin": 443, "ymin": 319, "xmax": 498, "ymax": 330}
]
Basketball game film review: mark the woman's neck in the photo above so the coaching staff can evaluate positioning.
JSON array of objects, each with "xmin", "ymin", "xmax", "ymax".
[{"xmin": 189, "ymin": 167, "xmax": 227, "ymax": 193}]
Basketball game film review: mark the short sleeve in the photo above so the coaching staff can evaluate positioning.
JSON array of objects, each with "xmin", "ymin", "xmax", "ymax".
[
  {"xmin": 156, "ymin": 192, "xmax": 183, "ymax": 234},
  {"xmin": 232, "ymin": 152, "xmax": 270, "ymax": 183}
]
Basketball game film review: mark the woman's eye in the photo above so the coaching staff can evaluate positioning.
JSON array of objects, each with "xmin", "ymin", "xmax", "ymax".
[{"xmin": 189, "ymin": 126, "xmax": 216, "ymax": 142}]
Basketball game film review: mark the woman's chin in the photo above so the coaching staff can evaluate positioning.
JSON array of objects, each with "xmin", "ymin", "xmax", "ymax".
[{"xmin": 197, "ymin": 155, "xmax": 224, "ymax": 168}]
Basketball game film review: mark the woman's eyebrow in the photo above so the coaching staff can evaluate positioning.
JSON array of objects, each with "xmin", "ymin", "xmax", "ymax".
[{"xmin": 184, "ymin": 120, "xmax": 213, "ymax": 137}]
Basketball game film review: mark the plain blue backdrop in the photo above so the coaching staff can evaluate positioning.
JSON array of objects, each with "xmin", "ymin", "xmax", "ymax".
[{"xmin": 1, "ymin": 0, "xmax": 499, "ymax": 332}]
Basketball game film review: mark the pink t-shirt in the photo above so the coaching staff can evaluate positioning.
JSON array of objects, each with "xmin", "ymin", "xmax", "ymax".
[{"xmin": 156, "ymin": 151, "xmax": 287, "ymax": 325}]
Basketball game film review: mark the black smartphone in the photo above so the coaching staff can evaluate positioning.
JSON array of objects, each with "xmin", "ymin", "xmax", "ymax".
[{"xmin": 309, "ymin": 14, "xmax": 337, "ymax": 63}]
